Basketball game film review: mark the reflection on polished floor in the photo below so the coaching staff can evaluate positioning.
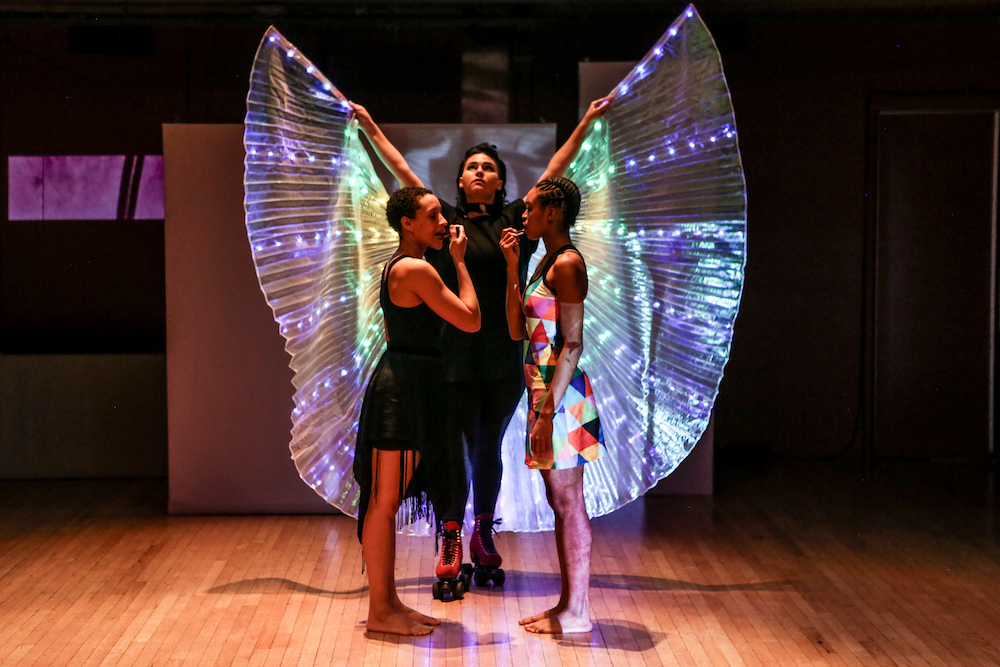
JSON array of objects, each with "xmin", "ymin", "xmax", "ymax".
[{"xmin": 1, "ymin": 457, "xmax": 998, "ymax": 666}]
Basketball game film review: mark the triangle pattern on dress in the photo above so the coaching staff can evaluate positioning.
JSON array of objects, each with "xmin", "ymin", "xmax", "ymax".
[
  {"xmin": 569, "ymin": 372, "xmax": 589, "ymax": 398},
  {"xmin": 582, "ymin": 417, "xmax": 602, "ymax": 443},
  {"xmin": 569, "ymin": 423, "xmax": 599, "ymax": 451},
  {"xmin": 529, "ymin": 319, "xmax": 549, "ymax": 344},
  {"xmin": 541, "ymin": 299, "xmax": 559, "ymax": 323}
]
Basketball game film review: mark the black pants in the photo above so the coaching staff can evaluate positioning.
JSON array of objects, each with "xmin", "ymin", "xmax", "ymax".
[{"xmin": 440, "ymin": 374, "xmax": 525, "ymax": 521}]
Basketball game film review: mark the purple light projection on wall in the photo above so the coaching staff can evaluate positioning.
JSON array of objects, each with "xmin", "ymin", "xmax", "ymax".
[
  {"xmin": 7, "ymin": 155, "xmax": 165, "ymax": 221},
  {"xmin": 133, "ymin": 156, "xmax": 164, "ymax": 220}
]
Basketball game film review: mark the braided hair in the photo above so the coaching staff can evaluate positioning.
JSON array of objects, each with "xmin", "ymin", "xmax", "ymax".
[{"xmin": 534, "ymin": 176, "xmax": 581, "ymax": 228}]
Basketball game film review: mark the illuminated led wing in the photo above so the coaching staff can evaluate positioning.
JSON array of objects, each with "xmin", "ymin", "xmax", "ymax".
[
  {"xmin": 494, "ymin": 5, "xmax": 747, "ymax": 531},
  {"xmin": 244, "ymin": 27, "xmax": 395, "ymax": 521}
]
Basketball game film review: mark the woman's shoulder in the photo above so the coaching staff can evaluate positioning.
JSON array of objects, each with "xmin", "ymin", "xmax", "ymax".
[
  {"xmin": 386, "ymin": 254, "xmax": 435, "ymax": 280},
  {"xmin": 545, "ymin": 249, "xmax": 587, "ymax": 295},
  {"xmin": 545, "ymin": 247, "xmax": 587, "ymax": 287},
  {"xmin": 386, "ymin": 256, "xmax": 440, "ymax": 301},
  {"xmin": 391, "ymin": 255, "xmax": 433, "ymax": 272},
  {"xmin": 550, "ymin": 248, "xmax": 585, "ymax": 273}
]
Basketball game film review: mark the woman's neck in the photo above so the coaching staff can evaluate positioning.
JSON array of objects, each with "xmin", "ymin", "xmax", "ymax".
[
  {"xmin": 465, "ymin": 193, "xmax": 493, "ymax": 206},
  {"xmin": 396, "ymin": 236, "xmax": 427, "ymax": 258},
  {"xmin": 542, "ymin": 230, "xmax": 572, "ymax": 254},
  {"xmin": 463, "ymin": 199, "xmax": 491, "ymax": 219}
]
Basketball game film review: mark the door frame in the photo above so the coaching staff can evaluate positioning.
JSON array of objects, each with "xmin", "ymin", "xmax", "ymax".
[{"xmin": 863, "ymin": 93, "xmax": 1000, "ymax": 460}]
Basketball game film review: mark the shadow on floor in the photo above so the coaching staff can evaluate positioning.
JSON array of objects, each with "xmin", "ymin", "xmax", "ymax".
[
  {"xmin": 589, "ymin": 619, "xmax": 663, "ymax": 651},
  {"xmin": 362, "ymin": 619, "xmax": 511, "ymax": 647},
  {"xmin": 209, "ymin": 571, "xmax": 790, "ymax": 598}
]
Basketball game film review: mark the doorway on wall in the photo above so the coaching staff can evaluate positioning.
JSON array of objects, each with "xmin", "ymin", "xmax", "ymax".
[{"xmin": 865, "ymin": 94, "xmax": 999, "ymax": 461}]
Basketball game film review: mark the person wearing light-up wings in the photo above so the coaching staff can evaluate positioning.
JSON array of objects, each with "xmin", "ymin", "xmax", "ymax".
[
  {"xmin": 246, "ymin": 4, "xmax": 746, "ymax": 584},
  {"xmin": 350, "ymin": 98, "xmax": 609, "ymax": 590}
]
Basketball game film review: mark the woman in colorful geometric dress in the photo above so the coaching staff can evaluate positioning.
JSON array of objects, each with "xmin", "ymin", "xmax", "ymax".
[{"xmin": 499, "ymin": 176, "xmax": 605, "ymax": 634}]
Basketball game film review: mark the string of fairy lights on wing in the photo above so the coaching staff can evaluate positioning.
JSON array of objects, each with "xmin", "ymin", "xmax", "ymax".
[
  {"xmin": 244, "ymin": 27, "xmax": 396, "ymax": 523},
  {"xmin": 244, "ymin": 5, "xmax": 745, "ymax": 535},
  {"xmin": 491, "ymin": 4, "xmax": 747, "ymax": 531}
]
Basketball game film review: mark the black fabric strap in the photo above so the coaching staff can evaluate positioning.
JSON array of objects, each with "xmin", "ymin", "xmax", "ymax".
[{"xmin": 530, "ymin": 244, "xmax": 579, "ymax": 285}]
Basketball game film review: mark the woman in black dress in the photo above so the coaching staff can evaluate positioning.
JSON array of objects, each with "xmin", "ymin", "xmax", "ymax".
[{"xmin": 354, "ymin": 187, "xmax": 479, "ymax": 634}]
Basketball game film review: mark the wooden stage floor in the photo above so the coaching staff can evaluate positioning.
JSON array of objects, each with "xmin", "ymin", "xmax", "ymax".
[{"xmin": 1, "ymin": 458, "xmax": 999, "ymax": 666}]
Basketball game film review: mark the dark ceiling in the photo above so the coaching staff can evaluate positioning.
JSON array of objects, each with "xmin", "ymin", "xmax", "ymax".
[{"xmin": 2, "ymin": 0, "xmax": 999, "ymax": 25}]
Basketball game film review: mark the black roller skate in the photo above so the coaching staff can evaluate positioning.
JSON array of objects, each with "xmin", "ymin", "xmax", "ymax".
[
  {"xmin": 468, "ymin": 513, "xmax": 505, "ymax": 587},
  {"xmin": 432, "ymin": 520, "xmax": 470, "ymax": 601}
]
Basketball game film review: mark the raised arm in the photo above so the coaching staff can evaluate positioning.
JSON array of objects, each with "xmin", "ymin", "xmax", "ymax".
[
  {"xmin": 499, "ymin": 227, "xmax": 526, "ymax": 340},
  {"xmin": 538, "ymin": 96, "xmax": 612, "ymax": 182},
  {"xmin": 350, "ymin": 102, "xmax": 424, "ymax": 188}
]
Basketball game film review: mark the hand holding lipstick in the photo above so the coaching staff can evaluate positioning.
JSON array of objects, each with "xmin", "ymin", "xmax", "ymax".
[
  {"xmin": 499, "ymin": 227, "xmax": 521, "ymax": 268},
  {"xmin": 448, "ymin": 224, "xmax": 468, "ymax": 264}
]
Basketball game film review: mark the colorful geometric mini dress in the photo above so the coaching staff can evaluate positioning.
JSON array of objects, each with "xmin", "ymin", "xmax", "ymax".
[{"xmin": 522, "ymin": 245, "xmax": 606, "ymax": 470}]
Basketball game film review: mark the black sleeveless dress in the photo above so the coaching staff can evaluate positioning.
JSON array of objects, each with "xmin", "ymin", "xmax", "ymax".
[{"xmin": 353, "ymin": 255, "xmax": 448, "ymax": 541}]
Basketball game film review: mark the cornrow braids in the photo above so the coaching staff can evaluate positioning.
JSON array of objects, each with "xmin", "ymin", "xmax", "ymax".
[
  {"xmin": 535, "ymin": 176, "xmax": 581, "ymax": 228},
  {"xmin": 385, "ymin": 186, "xmax": 434, "ymax": 234}
]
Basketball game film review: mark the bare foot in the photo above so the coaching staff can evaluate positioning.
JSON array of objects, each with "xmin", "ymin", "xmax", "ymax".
[
  {"xmin": 523, "ymin": 611, "xmax": 592, "ymax": 634},
  {"xmin": 519, "ymin": 605, "xmax": 565, "ymax": 626},
  {"xmin": 366, "ymin": 611, "xmax": 434, "ymax": 636},
  {"xmin": 396, "ymin": 603, "xmax": 441, "ymax": 626}
]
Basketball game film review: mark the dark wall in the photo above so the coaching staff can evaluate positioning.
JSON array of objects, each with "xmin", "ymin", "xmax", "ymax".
[
  {"xmin": 715, "ymin": 17, "xmax": 1000, "ymax": 458},
  {"xmin": 1, "ymin": 7, "xmax": 998, "ymax": 463},
  {"xmin": 0, "ymin": 24, "xmax": 262, "ymax": 353}
]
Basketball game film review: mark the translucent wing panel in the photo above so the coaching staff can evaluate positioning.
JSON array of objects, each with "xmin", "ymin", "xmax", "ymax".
[
  {"xmin": 493, "ymin": 5, "xmax": 747, "ymax": 532},
  {"xmin": 245, "ymin": 6, "xmax": 745, "ymax": 535},
  {"xmin": 245, "ymin": 27, "xmax": 395, "ymax": 521}
]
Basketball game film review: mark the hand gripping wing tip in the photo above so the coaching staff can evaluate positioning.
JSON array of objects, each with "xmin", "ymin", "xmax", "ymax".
[
  {"xmin": 244, "ymin": 28, "xmax": 398, "ymax": 528},
  {"xmin": 492, "ymin": 3, "xmax": 747, "ymax": 532}
]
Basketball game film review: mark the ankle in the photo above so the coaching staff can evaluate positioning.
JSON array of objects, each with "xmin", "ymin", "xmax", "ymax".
[{"xmin": 565, "ymin": 597, "xmax": 590, "ymax": 618}]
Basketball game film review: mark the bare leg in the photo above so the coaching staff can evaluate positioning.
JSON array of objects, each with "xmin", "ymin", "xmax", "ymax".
[
  {"xmin": 382, "ymin": 452, "xmax": 440, "ymax": 626},
  {"xmin": 388, "ymin": 522, "xmax": 440, "ymax": 626},
  {"xmin": 522, "ymin": 466, "xmax": 593, "ymax": 634},
  {"xmin": 519, "ymin": 483, "xmax": 569, "ymax": 625},
  {"xmin": 363, "ymin": 449, "xmax": 437, "ymax": 635}
]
